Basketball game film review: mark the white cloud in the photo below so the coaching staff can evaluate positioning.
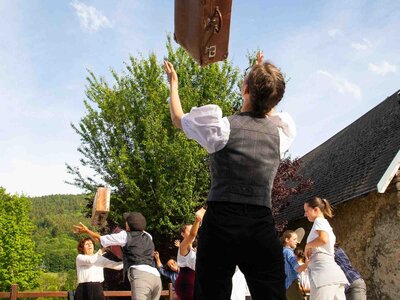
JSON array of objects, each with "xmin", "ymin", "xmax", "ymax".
[
  {"xmin": 317, "ymin": 70, "xmax": 362, "ymax": 99},
  {"xmin": 368, "ymin": 61, "xmax": 398, "ymax": 76},
  {"xmin": 350, "ymin": 38, "xmax": 372, "ymax": 51},
  {"xmin": 328, "ymin": 28, "xmax": 342, "ymax": 38},
  {"xmin": 70, "ymin": 0, "xmax": 112, "ymax": 32}
]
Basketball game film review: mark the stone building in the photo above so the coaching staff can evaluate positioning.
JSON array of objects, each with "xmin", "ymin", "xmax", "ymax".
[{"xmin": 277, "ymin": 90, "xmax": 400, "ymax": 299}]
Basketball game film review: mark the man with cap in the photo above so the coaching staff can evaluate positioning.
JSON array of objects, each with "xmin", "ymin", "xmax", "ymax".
[{"xmin": 73, "ymin": 212, "xmax": 162, "ymax": 300}]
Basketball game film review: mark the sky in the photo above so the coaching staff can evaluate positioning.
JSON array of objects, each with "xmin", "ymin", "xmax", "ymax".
[{"xmin": 0, "ymin": 0, "xmax": 399, "ymax": 197}]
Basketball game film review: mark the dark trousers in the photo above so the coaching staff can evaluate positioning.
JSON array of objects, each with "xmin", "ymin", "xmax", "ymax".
[
  {"xmin": 75, "ymin": 282, "xmax": 105, "ymax": 300},
  {"xmin": 175, "ymin": 267, "xmax": 195, "ymax": 300},
  {"xmin": 194, "ymin": 202, "xmax": 286, "ymax": 300}
]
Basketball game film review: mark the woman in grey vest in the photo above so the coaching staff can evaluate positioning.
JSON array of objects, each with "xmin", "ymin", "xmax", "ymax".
[{"xmin": 164, "ymin": 51, "xmax": 296, "ymax": 300}]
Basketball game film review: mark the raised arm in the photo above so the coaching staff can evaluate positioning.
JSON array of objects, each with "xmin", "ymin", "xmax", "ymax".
[
  {"xmin": 73, "ymin": 222, "xmax": 101, "ymax": 243},
  {"xmin": 154, "ymin": 251, "xmax": 163, "ymax": 268},
  {"xmin": 179, "ymin": 208, "xmax": 206, "ymax": 256},
  {"xmin": 256, "ymin": 50, "xmax": 264, "ymax": 65},
  {"xmin": 164, "ymin": 61, "xmax": 184, "ymax": 129}
]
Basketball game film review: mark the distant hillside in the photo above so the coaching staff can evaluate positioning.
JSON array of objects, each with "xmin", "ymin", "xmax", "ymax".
[{"xmin": 30, "ymin": 194, "xmax": 91, "ymax": 272}]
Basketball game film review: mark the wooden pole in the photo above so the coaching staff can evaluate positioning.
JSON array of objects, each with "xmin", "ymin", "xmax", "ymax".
[{"xmin": 10, "ymin": 284, "xmax": 17, "ymax": 300}]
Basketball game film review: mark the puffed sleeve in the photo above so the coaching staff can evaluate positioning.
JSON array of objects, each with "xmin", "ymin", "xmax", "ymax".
[
  {"xmin": 96, "ymin": 256, "xmax": 123, "ymax": 270},
  {"xmin": 181, "ymin": 104, "xmax": 230, "ymax": 154},
  {"xmin": 268, "ymin": 112, "xmax": 296, "ymax": 158}
]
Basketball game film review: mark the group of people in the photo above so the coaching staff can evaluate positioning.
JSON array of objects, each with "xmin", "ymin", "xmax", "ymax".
[
  {"xmin": 72, "ymin": 50, "xmax": 366, "ymax": 300},
  {"xmin": 282, "ymin": 197, "xmax": 367, "ymax": 300}
]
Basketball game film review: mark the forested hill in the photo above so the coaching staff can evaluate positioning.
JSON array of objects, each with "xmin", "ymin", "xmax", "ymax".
[{"xmin": 30, "ymin": 194, "xmax": 91, "ymax": 272}]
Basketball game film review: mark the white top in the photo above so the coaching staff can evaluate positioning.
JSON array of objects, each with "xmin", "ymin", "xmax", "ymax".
[
  {"xmin": 306, "ymin": 217, "xmax": 336, "ymax": 256},
  {"xmin": 177, "ymin": 247, "xmax": 196, "ymax": 271},
  {"xmin": 100, "ymin": 230, "xmax": 160, "ymax": 277},
  {"xmin": 231, "ymin": 267, "xmax": 251, "ymax": 300},
  {"xmin": 181, "ymin": 104, "xmax": 296, "ymax": 158},
  {"xmin": 76, "ymin": 250, "xmax": 123, "ymax": 284},
  {"xmin": 298, "ymin": 262, "xmax": 311, "ymax": 290}
]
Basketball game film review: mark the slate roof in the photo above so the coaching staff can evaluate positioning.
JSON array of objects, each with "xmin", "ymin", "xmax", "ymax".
[{"xmin": 276, "ymin": 89, "xmax": 400, "ymax": 223}]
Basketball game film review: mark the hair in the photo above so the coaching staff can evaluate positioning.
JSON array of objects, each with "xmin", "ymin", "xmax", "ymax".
[
  {"xmin": 245, "ymin": 62, "xmax": 285, "ymax": 117},
  {"xmin": 305, "ymin": 196, "xmax": 334, "ymax": 218},
  {"xmin": 124, "ymin": 212, "xmax": 146, "ymax": 231},
  {"xmin": 294, "ymin": 247, "xmax": 306, "ymax": 263},
  {"xmin": 180, "ymin": 224, "xmax": 191, "ymax": 236},
  {"xmin": 281, "ymin": 230, "xmax": 295, "ymax": 246},
  {"xmin": 77, "ymin": 237, "xmax": 95, "ymax": 254}
]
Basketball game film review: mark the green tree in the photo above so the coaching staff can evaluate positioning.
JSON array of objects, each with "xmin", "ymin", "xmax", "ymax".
[
  {"xmin": 67, "ymin": 37, "xmax": 240, "ymax": 247},
  {"xmin": 30, "ymin": 194, "xmax": 91, "ymax": 272},
  {"xmin": 0, "ymin": 188, "xmax": 42, "ymax": 290}
]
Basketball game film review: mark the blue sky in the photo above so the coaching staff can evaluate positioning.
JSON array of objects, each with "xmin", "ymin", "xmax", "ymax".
[{"xmin": 1, "ymin": 0, "xmax": 399, "ymax": 196}]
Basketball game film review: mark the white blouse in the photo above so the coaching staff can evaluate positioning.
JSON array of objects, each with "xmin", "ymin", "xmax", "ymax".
[
  {"xmin": 177, "ymin": 247, "xmax": 196, "ymax": 271},
  {"xmin": 181, "ymin": 104, "xmax": 296, "ymax": 158},
  {"xmin": 76, "ymin": 250, "xmax": 123, "ymax": 284}
]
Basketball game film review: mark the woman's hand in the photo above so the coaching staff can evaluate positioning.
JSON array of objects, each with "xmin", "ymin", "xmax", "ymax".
[
  {"xmin": 174, "ymin": 239, "xmax": 180, "ymax": 248},
  {"xmin": 256, "ymin": 50, "xmax": 264, "ymax": 65},
  {"xmin": 304, "ymin": 243, "xmax": 313, "ymax": 260},
  {"xmin": 195, "ymin": 207, "xmax": 206, "ymax": 222},
  {"xmin": 73, "ymin": 222, "xmax": 89, "ymax": 234},
  {"xmin": 164, "ymin": 61, "xmax": 178, "ymax": 89}
]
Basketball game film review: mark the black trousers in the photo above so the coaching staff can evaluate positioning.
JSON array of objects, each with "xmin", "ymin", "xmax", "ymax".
[
  {"xmin": 75, "ymin": 282, "xmax": 105, "ymax": 300},
  {"xmin": 194, "ymin": 202, "xmax": 286, "ymax": 300}
]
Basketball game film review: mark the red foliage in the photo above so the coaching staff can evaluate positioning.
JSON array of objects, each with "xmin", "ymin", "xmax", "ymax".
[{"xmin": 272, "ymin": 157, "xmax": 313, "ymax": 231}]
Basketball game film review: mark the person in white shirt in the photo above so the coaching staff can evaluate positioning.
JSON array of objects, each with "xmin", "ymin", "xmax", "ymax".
[
  {"xmin": 75, "ymin": 237, "xmax": 123, "ymax": 300},
  {"xmin": 164, "ymin": 51, "xmax": 295, "ymax": 300},
  {"xmin": 175, "ymin": 208, "xmax": 205, "ymax": 300},
  {"xmin": 74, "ymin": 212, "xmax": 162, "ymax": 300},
  {"xmin": 304, "ymin": 197, "xmax": 348, "ymax": 300}
]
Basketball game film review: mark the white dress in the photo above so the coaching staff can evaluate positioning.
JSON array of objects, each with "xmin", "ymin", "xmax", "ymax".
[{"xmin": 306, "ymin": 218, "xmax": 348, "ymax": 288}]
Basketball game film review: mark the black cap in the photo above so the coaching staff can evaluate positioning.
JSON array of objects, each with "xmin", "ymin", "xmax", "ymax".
[{"xmin": 123, "ymin": 212, "xmax": 146, "ymax": 231}]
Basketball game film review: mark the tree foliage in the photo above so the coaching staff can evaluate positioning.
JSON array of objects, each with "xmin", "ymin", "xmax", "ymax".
[
  {"xmin": 30, "ymin": 194, "xmax": 91, "ymax": 272},
  {"xmin": 272, "ymin": 157, "xmax": 313, "ymax": 230},
  {"xmin": 67, "ymin": 37, "xmax": 241, "ymax": 247},
  {"xmin": 0, "ymin": 188, "xmax": 41, "ymax": 290},
  {"xmin": 67, "ymin": 36, "xmax": 312, "ymax": 250}
]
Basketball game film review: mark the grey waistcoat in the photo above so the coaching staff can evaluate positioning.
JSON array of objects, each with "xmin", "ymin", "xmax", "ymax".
[
  {"xmin": 207, "ymin": 113, "xmax": 280, "ymax": 208},
  {"xmin": 122, "ymin": 231, "xmax": 154, "ymax": 277}
]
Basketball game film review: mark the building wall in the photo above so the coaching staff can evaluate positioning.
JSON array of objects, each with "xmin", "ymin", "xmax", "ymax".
[{"xmin": 288, "ymin": 176, "xmax": 400, "ymax": 300}]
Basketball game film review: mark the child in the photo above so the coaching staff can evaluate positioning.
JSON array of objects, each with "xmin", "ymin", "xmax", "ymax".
[
  {"xmin": 154, "ymin": 251, "xmax": 179, "ymax": 288},
  {"xmin": 175, "ymin": 208, "xmax": 206, "ymax": 300},
  {"xmin": 282, "ymin": 230, "xmax": 309, "ymax": 300},
  {"xmin": 294, "ymin": 247, "xmax": 311, "ymax": 296},
  {"xmin": 304, "ymin": 197, "xmax": 348, "ymax": 299}
]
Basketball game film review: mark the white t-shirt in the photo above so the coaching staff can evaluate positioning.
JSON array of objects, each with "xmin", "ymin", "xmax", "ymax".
[
  {"xmin": 76, "ymin": 250, "xmax": 123, "ymax": 284},
  {"xmin": 180, "ymin": 104, "xmax": 296, "ymax": 158},
  {"xmin": 177, "ymin": 247, "xmax": 196, "ymax": 271},
  {"xmin": 306, "ymin": 217, "xmax": 336, "ymax": 256}
]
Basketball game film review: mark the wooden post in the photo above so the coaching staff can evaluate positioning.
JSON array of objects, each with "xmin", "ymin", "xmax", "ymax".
[{"xmin": 10, "ymin": 284, "xmax": 17, "ymax": 300}]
